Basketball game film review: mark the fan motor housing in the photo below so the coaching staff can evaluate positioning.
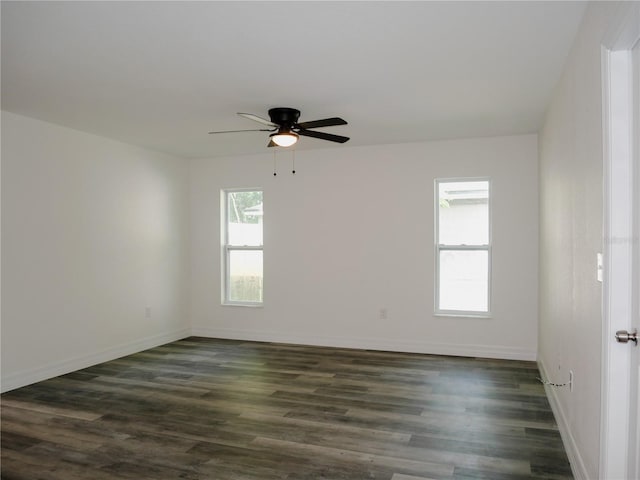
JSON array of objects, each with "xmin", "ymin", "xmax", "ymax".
[{"xmin": 268, "ymin": 108, "xmax": 300, "ymax": 127}]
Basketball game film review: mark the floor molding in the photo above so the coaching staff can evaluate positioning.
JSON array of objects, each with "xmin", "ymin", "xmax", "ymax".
[
  {"xmin": 191, "ymin": 326, "xmax": 537, "ymax": 361},
  {"xmin": 538, "ymin": 358, "xmax": 589, "ymax": 480},
  {"xmin": 0, "ymin": 328, "xmax": 191, "ymax": 393}
]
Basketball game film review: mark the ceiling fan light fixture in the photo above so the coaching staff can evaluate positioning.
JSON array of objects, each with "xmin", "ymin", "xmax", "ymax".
[{"xmin": 270, "ymin": 131, "xmax": 299, "ymax": 147}]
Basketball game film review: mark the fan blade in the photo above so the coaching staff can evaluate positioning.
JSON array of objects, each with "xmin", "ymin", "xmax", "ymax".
[
  {"xmin": 296, "ymin": 117, "xmax": 347, "ymax": 129},
  {"xmin": 297, "ymin": 129, "xmax": 350, "ymax": 143},
  {"xmin": 208, "ymin": 129, "xmax": 273, "ymax": 134},
  {"xmin": 238, "ymin": 112, "xmax": 277, "ymax": 127},
  {"xmin": 267, "ymin": 139, "xmax": 277, "ymax": 147}
]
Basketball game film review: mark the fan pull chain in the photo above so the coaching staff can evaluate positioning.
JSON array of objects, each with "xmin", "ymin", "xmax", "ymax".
[
  {"xmin": 292, "ymin": 149, "xmax": 296, "ymax": 175},
  {"xmin": 273, "ymin": 150, "xmax": 277, "ymax": 177}
]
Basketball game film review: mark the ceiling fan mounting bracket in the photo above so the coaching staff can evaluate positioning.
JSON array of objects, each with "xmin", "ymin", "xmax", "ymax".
[{"xmin": 268, "ymin": 108, "xmax": 300, "ymax": 128}]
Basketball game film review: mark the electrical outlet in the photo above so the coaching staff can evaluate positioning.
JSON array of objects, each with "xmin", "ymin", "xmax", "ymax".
[
  {"xmin": 569, "ymin": 370, "xmax": 574, "ymax": 392},
  {"xmin": 379, "ymin": 308, "xmax": 388, "ymax": 320},
  {"xmin": 145, "ymin": 306, "xmax": 151, "ymax": 319}
]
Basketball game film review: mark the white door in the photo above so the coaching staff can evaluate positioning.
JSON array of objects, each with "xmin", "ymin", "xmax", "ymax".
[
  {"xmin": 631, "ymin": 38, "xmax": 640, "ymax": 480},
  {"xmin": 601, "ymin": 4, "xmax": 640, "ymax": 479}
]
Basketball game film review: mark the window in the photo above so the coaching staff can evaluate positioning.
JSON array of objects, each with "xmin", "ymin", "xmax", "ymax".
[
  {"xmin": 222, "ymin": 189, "xmax": 263, "ymax": 305},
  {"xmin": 435, "ymin": 179, "xmax": 490, "ymax": 315}
]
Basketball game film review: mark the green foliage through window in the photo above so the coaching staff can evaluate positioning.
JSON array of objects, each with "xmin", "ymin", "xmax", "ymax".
[{"xmin": 228, "ymin": 191, "xmax": 262, "ymax": 224}]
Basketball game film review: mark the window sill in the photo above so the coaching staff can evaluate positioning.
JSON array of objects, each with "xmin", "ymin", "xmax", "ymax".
[
  {"xmin": 434, "ymin": 312, "xmax": 492, "ymax": 319},
  {"xmin": 222, "ymin": 303, "xmax": 263, "ymax": 308}
]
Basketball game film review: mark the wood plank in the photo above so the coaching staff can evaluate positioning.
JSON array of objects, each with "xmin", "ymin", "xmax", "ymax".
[{"xmin": 1, "ymin": 337, "xmax": 573, "ymax": 479}]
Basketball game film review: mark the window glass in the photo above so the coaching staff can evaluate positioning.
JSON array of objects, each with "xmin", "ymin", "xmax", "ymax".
[
  {"xmin": 227, "ymin": 191, "xmax": 263, "ymax": 246},
  {"xmin": 438, "ymin": 249, "xmax": 489, "ymax": 312},
  {"xmin": 438, "ymin": 181, "xmax": 489, "ymax": 245},
  {"xmin": 436, "ymin": 179, "xmax": 490, "ymax": 315},
  {"xmin": 223, "ymin": 189, "xmax": 263, "ymax": 305},
  {"xmin": 228, "ymin": 250, "xmax": 263, "ymax": 303}
]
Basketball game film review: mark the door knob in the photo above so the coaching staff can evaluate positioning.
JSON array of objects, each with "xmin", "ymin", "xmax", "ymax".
[{"xmin": 615, "ymin": 329, "xmax": 638, "ymax": 345}]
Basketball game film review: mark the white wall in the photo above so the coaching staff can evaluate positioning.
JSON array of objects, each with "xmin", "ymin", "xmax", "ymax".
[
  {"xmin": 538, "ymin": 3, "xmax": 627, "ymax": 479},
  {"xmin": 190, "ymin": 134, "xmax": 539, "ymax": 360},
  {"xmin": 1, "ymin": 111, "xmax": 191, "ymax": 392}
]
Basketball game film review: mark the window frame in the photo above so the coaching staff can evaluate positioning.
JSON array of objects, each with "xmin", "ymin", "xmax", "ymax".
[
  {"xmin": 434, "ymin": 177, "xmax": 492, "ymax": 317},
  {"xmin": 221, "ymin": 188, "xmax": 264, "ymax": 307}
]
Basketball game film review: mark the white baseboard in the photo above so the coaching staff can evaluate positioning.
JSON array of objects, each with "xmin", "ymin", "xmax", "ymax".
[
  {"xmin": 0, "ymin": 328, "xmax": 191, "ymax": 393},
  {"xmin": 190, "ymin": 327, "xmax": 537, "ymax": 361},
  {"xmin": 538, "ymin": 358, "xmax": 589, "ymax": 480},
  {"xmin": 1, "ymin": 325, "xmax": 536, "ymax": 393}
]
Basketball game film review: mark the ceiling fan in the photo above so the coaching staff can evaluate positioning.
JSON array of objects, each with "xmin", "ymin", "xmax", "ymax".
[{"xmin": 208, "ymin": 107, "xmax": 349, "ymax": 147}]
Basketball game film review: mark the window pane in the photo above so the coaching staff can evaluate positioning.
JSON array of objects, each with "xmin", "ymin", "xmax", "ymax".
[
  {"xmin": 227, "ymin": 191, "xmax": 263, "ymax": 246},
  {"xmin": 438, "ymin": 181, "xmax": 489, "ymax": 245},
  {"xmin": 438, "ymin": 249, "xmax": 488, "ymax": 312},
  {"xmin": 228, "ymin": 250, "xmax": 263, "ymax": 303}
]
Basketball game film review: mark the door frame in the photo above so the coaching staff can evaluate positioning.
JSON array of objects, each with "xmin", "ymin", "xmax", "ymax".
[{"xmin": 600, "ymin": 4, "xmax": 640, "ymax": 479}]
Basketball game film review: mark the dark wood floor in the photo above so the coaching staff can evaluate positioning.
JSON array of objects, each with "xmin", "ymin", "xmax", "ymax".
[{"xmin": 1, "ymin": 337, "xmax": 572, "ymax": 480}]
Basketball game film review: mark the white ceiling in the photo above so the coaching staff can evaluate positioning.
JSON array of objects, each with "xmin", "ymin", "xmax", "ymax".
[{"xmin": 1, "ymin": 1, "xmax": 586, "ymax": 159}]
